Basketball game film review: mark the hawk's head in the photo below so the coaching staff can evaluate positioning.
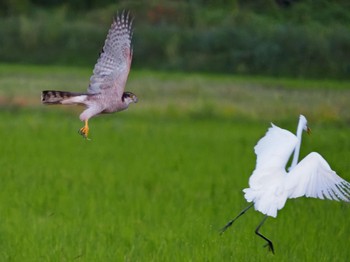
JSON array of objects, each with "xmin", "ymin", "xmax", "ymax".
[{"xmin": 122, "ymin": 91, "xmax": 138, "ymax": 105}]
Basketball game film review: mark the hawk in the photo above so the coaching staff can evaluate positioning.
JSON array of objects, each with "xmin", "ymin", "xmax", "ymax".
[{"xmin": 41, "ymin": 11, "xmax": 138, "ymax": 139}]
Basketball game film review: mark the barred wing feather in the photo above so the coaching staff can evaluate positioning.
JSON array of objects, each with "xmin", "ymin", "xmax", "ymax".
[{"xmin": 88, "ymin": 12, "xmax": 133, "ymax": 98}]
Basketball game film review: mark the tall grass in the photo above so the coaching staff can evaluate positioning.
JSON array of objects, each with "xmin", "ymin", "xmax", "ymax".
[{"xmin": 0, "ymin": 64, "xmax": 349, "ymax": 260}]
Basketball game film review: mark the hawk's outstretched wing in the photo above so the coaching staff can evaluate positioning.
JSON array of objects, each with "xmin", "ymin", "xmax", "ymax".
[{"xmin": 88, "ymin": 11, "xmax": 133, "ymax": 99}]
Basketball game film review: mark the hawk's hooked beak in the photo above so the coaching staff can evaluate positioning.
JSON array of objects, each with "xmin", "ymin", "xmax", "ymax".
[{"xmin": 132, "ymin": 95, "xmax": 138, "ymax": 103}]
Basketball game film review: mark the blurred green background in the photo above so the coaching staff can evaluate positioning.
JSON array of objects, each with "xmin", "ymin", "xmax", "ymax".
[{"xmin": 0, "ymin": 0, "xmax": 349, "ymax": 78}]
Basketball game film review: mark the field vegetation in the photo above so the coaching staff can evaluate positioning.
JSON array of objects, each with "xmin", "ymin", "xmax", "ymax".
[
  {"xmin": 0, "ymin": 64, "xmax": 349, "ymax": 260},
  {"xmin": 0, "ymin": 0, "xmax": 349, "ymax": 78}
]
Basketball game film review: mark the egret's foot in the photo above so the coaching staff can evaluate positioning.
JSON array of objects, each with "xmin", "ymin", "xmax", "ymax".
[
  {"xmin": 263, "ymin": 242, "xmax": 275, "ymax": 254},
  {"xmin": 219, "ymin": 221, "xmax": 234, "ymax": 234},
  {"xmin": 78, "ymin": 126, "xmax": 90, "ymax": 140},
  {"xmin": 255, "ymin": 215, "xmax": 274, "ymax": 255},
  {"xmin": 219, "ymin": 204, "xmax": 254, "ymax": 235}
]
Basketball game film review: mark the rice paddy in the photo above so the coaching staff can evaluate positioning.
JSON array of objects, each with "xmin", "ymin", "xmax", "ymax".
[{"xmin": 0, "ymin": 64, "xmax": 349, "ymax": 261}]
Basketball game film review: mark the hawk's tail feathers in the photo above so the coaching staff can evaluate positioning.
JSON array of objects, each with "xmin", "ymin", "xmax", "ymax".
[{"xmin": 41, "ymin": 90, "xmax": 88, "ymax": 105}]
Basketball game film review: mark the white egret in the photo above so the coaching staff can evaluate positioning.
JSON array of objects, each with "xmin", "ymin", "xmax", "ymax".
[{"xmin": 220, "ymin": 115, "xmax": 350, "ymax": 254}]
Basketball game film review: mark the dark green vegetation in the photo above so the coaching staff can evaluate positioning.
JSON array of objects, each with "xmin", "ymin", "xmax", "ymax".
[
  {"xmin": 0, "ymin": 64, "xmax": 349, "ymax": 260},
  {"xmin": 0, "ymin": 1, "xmax": 350, "ymax": 78}
]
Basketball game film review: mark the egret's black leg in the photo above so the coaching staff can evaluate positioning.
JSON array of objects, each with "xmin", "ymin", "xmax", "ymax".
[
  {"xmin": 220, "ymin": 203, "xmax": 254, "ymax": 234},
  {"xmin": 255, "ymin": 215, "xmax": 274, "ymax": 254}
]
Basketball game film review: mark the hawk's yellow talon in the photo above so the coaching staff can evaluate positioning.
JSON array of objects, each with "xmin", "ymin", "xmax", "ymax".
[{"xmin": 78, "ymin": 120, "xmax": 90, "ymax": 140}]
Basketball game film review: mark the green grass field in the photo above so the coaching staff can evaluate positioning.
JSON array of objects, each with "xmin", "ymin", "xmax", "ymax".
[{"xmin": 0, "ymin": 64, "xmax": 349, "ymax": 261}]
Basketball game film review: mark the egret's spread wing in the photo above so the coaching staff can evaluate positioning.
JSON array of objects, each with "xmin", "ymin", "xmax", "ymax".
[
  {"xmin": 287, "ymin": 152, "xmax": 350, "ymax": 201},
  {"xmin": 254, "ymin": 124, "xmax": 298, "ymax": 170},
  {"xmin": 244, "ymin": 124, "xmax": 298, "ymax": 217},
  {"xmin": 88, "ymin": 12, "xmax": 133, "ymax": 98}
]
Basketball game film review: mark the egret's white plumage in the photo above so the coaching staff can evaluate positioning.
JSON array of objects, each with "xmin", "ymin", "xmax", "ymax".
[
  {"xmin": 243, "ymin": 119, "xmax": 350, "ymax": 218},
  {"xmin": 221, "ymin": 115, "xmax": 350, "ymax": 254}
]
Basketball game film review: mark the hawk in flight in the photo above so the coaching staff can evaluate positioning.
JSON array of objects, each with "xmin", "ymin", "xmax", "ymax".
[{"xmin": 41, "ymin": 11, "xmax": 138, "ymax": 139}]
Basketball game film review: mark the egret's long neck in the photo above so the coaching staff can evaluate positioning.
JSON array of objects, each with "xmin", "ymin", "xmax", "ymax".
[{"xmin": 290, "ymin": 120, "xmax": 304, "ymax": 170}]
